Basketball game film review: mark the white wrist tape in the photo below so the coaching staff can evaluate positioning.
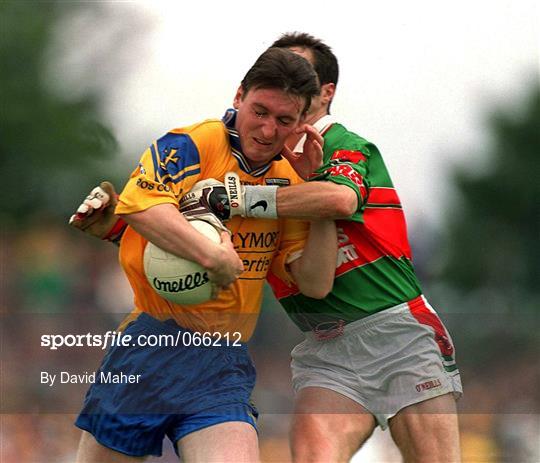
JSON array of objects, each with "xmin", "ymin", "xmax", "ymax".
[
  {"xmin": 224, "ymin": 171, "xmax": 278, "ymax": 219},
  {"xmin": 244, "ymin": 185, "xmax": 278, "ymax": 219}
]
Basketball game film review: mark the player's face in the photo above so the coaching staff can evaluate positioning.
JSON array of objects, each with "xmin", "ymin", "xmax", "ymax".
[{"xmin": 233, "ymin": 86, "xmax": 305, "ymax": 168}]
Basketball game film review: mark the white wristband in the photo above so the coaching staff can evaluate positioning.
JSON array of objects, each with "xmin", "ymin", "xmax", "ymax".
[{"xmin": 244, "ymin": 186, "xmax": 278, "ymax": 219}]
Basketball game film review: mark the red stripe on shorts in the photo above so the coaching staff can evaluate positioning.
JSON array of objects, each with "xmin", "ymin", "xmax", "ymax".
[{"xmin": 408, "ymin": 296, "xmax": 454, "ymax": 357}]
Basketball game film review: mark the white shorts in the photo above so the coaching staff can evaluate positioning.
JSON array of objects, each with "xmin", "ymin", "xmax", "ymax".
[{"xmin": 291, "ymin": 295, "xmax": 463, "ymax": 429}]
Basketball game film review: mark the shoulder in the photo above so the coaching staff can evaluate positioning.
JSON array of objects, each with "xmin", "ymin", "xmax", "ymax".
[
  {"xmin": 167, "ymin": 119, "xmax": 227, "ymax": 143},
  {"xmin": 155, "ymin": 119, "xmax": 228, "ymax": 159},
  {"xmin": 324, "ymin": 122, "xmax": 380, "ymax": 157}
]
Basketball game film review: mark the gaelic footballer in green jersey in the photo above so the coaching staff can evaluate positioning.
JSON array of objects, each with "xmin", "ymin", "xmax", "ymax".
[{"xmin": 268, "ymin": 120, "xmax": 422, "ymax": 331}]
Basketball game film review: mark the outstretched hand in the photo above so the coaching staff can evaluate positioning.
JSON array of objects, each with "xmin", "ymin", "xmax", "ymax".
[
  {"xmin": 282, "ymin": 124, "xmax": 324, "ymax": 180},
  {"xmin": 69, "ymin": 181, "xmax": 123, "ymax": 241}
]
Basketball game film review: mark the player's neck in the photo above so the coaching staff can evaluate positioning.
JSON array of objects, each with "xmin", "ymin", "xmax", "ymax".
[{"xmin": 305, "ymin": 107, "xmax": 330, "ymax": 126}]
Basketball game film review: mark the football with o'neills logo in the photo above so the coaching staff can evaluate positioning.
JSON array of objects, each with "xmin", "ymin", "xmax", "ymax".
[{"xmin": 143, "ymin": 220, "xmax": 221, "ymax": 305}]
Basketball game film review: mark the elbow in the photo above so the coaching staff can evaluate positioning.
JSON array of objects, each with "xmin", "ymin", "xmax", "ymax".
[
  {"xmin": 308, "ymin": 288, "xmax": 332, "ymax": 300},
  {"xmin": 333, "ymin": 203, "xmax": 356, "ymax": 219},
  {"xmin": 302, "ymin": 287, "xmax": 331, "ymax": 300},
  {"xmin": 299, "ymin": 279, "xmax": 333, "ymax": 300},
  {"xmin": 337, "ymin": 189, "xmax": 359, "ymax": 217},
  {"xmin": 321, "ymin": 187, "xmax": 358, "ymax": 219}
]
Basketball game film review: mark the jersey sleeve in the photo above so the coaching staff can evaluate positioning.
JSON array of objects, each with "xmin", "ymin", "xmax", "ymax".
[
  {"xmin": 309, "ymin": 146, "xmax": 373, "ymax": 222},
  {"xmin": 116, "ymin": 131, "xmax": 202, "ymax": 215},
  {"xmin": 269, "ymin": 218, "xmax": 309, "ymax": 286}
]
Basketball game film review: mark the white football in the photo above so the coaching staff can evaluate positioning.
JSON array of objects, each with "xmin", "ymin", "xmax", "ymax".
[{"xmin": 143, "ymin": 220, "xmax": 221, "ymax": 305}]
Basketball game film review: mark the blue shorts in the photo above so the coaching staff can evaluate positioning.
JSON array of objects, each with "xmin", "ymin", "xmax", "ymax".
[{"xmin": 75, "ymin": 313, "xmax": 258, "ymax": 457}]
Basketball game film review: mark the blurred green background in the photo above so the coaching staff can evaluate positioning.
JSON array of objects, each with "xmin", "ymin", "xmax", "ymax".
[{"xmin": 1, "ymin": 1, "xmax": 538, "ymax": 462}]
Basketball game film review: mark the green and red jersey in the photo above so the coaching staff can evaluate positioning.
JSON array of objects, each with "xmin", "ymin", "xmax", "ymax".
[{"xmin": 267, "ymin": 120, "xmax": 422, "ymax": 331}]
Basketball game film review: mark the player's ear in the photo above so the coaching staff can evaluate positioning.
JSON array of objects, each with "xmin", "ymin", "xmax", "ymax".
[
  {"xmin": 321, "ymin": 82, "xmax": 336, "ymax": 107},
  {"xmin": 233, "ymin": 86, "xmax": 244, "ymax": 109}
]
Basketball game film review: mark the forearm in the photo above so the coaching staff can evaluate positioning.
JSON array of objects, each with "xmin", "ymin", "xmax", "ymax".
[
  {"xmin": 290, "ymin": 220, "xmax": 337, "ymax": 299},
  {"xmin": 276, "ymin": 182, "xmax": 358, "ymax": 220},
  {"xmin": 119, "ymin": 203, "xmax": 221, "ymax": 270}
]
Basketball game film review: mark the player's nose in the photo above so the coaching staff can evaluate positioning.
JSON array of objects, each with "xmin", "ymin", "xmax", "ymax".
[{"xmin": 260, "ymin": 119, "xmax": 277, "ymax": 139}]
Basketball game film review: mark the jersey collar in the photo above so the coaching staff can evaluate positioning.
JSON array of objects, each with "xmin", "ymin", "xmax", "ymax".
[
  {"xmin": 222, "ymin": 109, "xmax": 282, "ymax": 177},
  {"xmin": 292, "ymin": 114, "xmax": 335, "ymax": 153}
]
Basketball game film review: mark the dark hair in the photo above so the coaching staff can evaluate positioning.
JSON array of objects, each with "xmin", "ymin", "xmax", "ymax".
[
  {"xmin": 240, "ymin": 47, "xmax": 320, "ymax": 114},
  {"xmin": 272, "ymin": 32, "xmax": 339, "ymax": 87}
]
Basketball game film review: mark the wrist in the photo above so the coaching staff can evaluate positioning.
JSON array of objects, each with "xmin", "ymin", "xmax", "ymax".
[
  {"xmin": 223, "ymin": 171, "xmax": 278, "ymax": 219},
  {"xmin": 102, "ymin": 217, "xmax": 127, "ymax": 242},
  {"xmin": 200, "ymin": 241, "xmax": 227, "ymax": 272},
  {"xmin": 244, "ymin": 186, "xmax": 278, "ymax": 219}
]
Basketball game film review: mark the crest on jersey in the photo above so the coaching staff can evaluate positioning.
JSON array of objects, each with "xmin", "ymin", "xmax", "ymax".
[{"xmin": 265, "ymin": 178, "xmax": 290, "ymax": 186}]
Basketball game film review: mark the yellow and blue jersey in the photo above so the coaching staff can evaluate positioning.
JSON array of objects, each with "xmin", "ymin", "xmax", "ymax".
[{"xmin": 115, "ymin": 109, "xmax": 308, "ymax": 341}]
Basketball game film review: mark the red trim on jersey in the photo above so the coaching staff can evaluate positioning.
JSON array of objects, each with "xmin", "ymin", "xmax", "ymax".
[
  {"xmin": 367, "ymin": 187, "xmax": 401, "ymax": 206},
  {"xmin": 335, "ymin": 222, "xmax": 386, "ymax": 276},
  {"xmin": 330, "ymin": 150, "xmax": 367, "ymax": 164},
  {"xmin": 334, "ymin": 211, "xmax": 412, "ymax": 277},
  {"xmin": 408, "ymin": 296, "xmax": 454, "ymax": 357},
  {"xmin": 267, "ymin": 271, "xmax": 299, "ymax": 299},
  {"xmin": 363, "ymin": 207, "xmax": 412, "ymax": 259}
]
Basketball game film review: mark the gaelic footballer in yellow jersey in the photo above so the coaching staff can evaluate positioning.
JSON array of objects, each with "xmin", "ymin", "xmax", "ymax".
[
  {"xmin": 116, "ymin": 109, "xmax": 309, "ymax": 341},
  {"xmin": 74, "ymin": 47, "xmax": 336, "ymax": 461}
]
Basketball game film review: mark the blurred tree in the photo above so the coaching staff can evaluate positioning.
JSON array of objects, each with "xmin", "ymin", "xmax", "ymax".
[
  {"xmin": 439, "ymin": 83, "xmax": 539, "ymax": 300},
  {"xmin": 0, "ymin": 1, "xmax": 118, "ymax": 225},
  {"xmin": 432, "ymin": 82, "xmax": 540, "ymax": 365}
]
